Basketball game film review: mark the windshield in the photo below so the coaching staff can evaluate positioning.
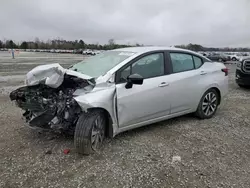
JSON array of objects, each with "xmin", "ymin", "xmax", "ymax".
[{"xmin": 69, "ymin": 51, "xmax": 135, "ymax": 77}]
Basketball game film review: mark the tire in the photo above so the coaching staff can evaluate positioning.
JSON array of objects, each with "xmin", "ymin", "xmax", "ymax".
[
  {"xmin": 195, "ymin": 89, "xmax": 219, "ymax": 119},
  {"xmin": 232, "ymin": 57, "xmax": 236, "ymax": 61},
  {"xmin": 218, "ymin": 58, "xmax": 222, "ymax": 62},
  {"xmin": 238, "ymin": 84, "xmax": 244, "ymax": 88},
  {"xmin": 74, "ymin": 110, "xmax": 106, "ymax": 155},
  {"xmin": 238, "ymin": 84, "xmax": 248, "ymax": 88}
]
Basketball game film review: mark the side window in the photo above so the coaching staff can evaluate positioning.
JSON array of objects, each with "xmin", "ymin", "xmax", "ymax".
[
  {"xmin": 193, "ymin": 56, "xmax": 203, "ymax": 68},
  {"xmin": 203, "ymin": 57, "xmax": 211, "ymax": 62},
  {"xmin": 118, "ymin": 53, "xmax": 164, "ymax": 82},
  {"xmin": 170, "ymin": 53, "xmax": 194, "ymax": 73}
]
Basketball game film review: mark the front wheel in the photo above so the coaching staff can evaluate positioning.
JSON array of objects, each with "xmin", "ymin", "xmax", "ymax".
[
  {"xmin": 74, "ymin": 110, "xmax": 106, "ymax": 154},
  {"xmin": 195, "ymin": 89, "xmax": 219, "ymax": 119}
]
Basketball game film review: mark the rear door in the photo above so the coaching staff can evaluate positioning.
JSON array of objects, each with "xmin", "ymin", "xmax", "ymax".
[
  {"xmin": 115, "ymin": 51, "xmax": 172, "ymax": 128},
  {"xmin": 166, "ymin": 51, "xmax": 209, "ymax": 113}
]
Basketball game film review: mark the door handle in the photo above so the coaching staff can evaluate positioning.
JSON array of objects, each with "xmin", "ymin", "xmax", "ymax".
[
  {"xmin": 200, "ymin": 71, "xmax": 207, "ymax": 75},
  {"xmin": 158, "ymin": 82, "xmax": 169, "ymax": 87}
]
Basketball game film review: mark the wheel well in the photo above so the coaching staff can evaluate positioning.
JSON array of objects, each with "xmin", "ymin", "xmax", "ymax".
[
  {"xmin": 87, "ymin": 108, "xmax": 113, "ymax": 138},
  {"xmin": 210, "ymin": 87, "xmax": 221, "ymax": 105}
]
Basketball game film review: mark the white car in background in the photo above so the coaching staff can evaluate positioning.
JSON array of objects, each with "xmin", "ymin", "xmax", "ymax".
[
  {"xmin": 229, "ymin": 54, "xmax": 240, "ymax": 61},
  {"xmin": 10, "ymin": 47, "xmax": 229, "ymax": 154},
  {"xmin": 82, "ymin": 49, "xmax": 97, "ymax": 55}
]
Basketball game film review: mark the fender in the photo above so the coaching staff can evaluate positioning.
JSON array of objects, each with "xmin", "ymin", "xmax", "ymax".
[{"xmin": 74, "ymin": 84, "xmax": 119, "ymax": 136}]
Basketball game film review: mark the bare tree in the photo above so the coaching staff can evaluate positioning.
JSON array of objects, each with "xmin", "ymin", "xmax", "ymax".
[{"xmin": 108, "ymin": 39, "xmax": 115, "ymax": 46}]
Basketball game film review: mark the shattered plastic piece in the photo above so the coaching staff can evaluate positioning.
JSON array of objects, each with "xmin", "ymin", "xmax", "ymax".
[
  {"xmin": 172, "ymin": 155, "xmax": 181, "ymax": 163},
  {"xmin": 63, "ymin": 149, "xmax": 70, "ymax": 154}
]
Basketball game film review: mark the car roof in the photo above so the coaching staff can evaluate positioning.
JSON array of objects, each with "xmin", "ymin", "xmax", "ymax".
[{"xmin": 112, "ymin": 46, "xmax": 198, "ymax": 54}]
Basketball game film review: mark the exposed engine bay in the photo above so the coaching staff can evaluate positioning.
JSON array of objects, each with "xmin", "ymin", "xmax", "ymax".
[{"xmin": 10, "ymin": 74, "xmax": 94, "ymax": 135}]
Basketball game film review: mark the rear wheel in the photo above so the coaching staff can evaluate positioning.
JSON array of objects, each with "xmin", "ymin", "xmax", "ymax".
[
  {"xmin": 74, "ymin": 110, "xmax": 106, "ymax": 154},
  {"xmin": 218, "ymin": 58, "xmax": 222, "ymax": 62},
  {"xmin": 232, "ymin": 57, "xmax": 237, "ymax": 61},
  {"xmin": 195, "ymin": 89, "xmax": 219, "ymax": 119}
]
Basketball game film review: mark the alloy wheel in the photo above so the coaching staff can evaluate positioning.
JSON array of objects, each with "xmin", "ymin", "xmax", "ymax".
[
  {"xmin": 202, "ymin": 92, "xmax": 217, "ymax": 116},
  {"xmin": 91, "ymin": 115, "xmax": 105, "ymax": 151}
]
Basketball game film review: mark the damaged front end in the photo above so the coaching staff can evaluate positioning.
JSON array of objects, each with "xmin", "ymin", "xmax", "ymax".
[{"xmin": 9, "ymin": 63, "xmax": 95, "ymax": 135}]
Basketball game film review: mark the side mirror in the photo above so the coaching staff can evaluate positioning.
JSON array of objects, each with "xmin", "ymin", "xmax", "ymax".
[{"xmin": 125, "ymin": 74, "xmax": 144, "ymax": 89}]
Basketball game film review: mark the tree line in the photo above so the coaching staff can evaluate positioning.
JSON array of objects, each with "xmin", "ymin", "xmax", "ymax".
[
  {"xmin": 0, "ymin": 38, "xmax": 249, "ymax": 52},
  {"xmin": 0, "ymin": 38, "xmax": 142, "ymax": 51}
]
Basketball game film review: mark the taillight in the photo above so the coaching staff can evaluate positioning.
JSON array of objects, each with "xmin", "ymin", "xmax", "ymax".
[{"xmin": 221, "ymin": 68, "xmax": 228, "ymax": 76}]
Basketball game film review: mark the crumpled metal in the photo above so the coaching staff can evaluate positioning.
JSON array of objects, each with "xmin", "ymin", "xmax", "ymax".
[{"xmin": 25, "ymin": 63, "xmax": 93, "ymax": 88}]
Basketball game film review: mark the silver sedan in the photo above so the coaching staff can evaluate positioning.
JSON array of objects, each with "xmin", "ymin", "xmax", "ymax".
[{"xmin": 10, "ymin": 47, "xmax": 228, "ymax": 154}]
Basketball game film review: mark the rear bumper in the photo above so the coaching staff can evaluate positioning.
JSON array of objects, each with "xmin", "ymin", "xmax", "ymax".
[{"xmin": 235, "ymin": 70, "xmax": 250, "ymax": 86}]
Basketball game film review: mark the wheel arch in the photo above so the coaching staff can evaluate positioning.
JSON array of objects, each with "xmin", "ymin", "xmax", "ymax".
[
  {"xmin": 210, "ymin": 87, "xmax": 221, "ymax": 105},
  {"xmin": 202, "ymin": 86, "xmax": 221, "ymax": 105},
  {"xmin": 86, "ymin": 107, "xmax": 114, "ymax": 138}
]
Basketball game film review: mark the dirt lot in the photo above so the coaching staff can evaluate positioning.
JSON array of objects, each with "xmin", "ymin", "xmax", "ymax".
[{"xmin": 0, "ymin": 52, "xmax": 250, "ymax": 188}]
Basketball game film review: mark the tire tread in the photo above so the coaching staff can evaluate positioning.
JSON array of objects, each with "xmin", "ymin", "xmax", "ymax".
[{"xmin": 74, "ymin": 110, "xmax": 104, "ymax": 155}]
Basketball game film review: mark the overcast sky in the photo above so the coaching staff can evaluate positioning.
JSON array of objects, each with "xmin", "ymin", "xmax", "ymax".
[{"xmin": 0, "ymin": 0, "xmax": 250, "ymax": 47}]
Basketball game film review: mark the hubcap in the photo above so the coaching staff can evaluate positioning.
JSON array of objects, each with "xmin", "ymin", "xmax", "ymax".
[
  {"xmin": 202, "ymin": 92, "xmax": 217, "ymax": 116},
  {"xmin": 91, "ymin": 115, "xmax": 105, "ymax": 151}
]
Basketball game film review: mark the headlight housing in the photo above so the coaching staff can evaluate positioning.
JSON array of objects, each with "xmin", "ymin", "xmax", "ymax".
[{"xmin": 236, "ymin": 62, "xmax": 242, "ymax": 69}]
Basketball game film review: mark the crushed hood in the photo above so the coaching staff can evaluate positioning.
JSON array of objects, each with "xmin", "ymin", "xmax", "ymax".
[{"xmin": 25, "ymin": 63, "xmax": 94, "ymax": 88}]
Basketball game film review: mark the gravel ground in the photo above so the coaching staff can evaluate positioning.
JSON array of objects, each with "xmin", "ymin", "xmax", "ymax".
[{"xmin": 0, "ymin": 54, "xmax": 250, "ymax": 188}]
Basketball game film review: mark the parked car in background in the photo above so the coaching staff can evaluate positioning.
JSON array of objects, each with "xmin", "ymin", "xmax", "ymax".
[
  {"xmin": 199, "ymin": 52, "xmax": 209, "ymax": 57},
  {"xmin": 9, "ymin": 47, "xmax": 228, "ymax": 154},
  {"xmin": 236, "ymin": 58, "xmax": 250, "ymax": 88},
  {"xmin": 229, "ymin": 54, "xmax": 240, "ymax": 61},
  {"xmin": 207, "ymin": 53, "xmax": 230, "ymax": 62},
  {"xmin": 73, "ymin": 49, "xmax": 83, "ymax": 54},
  {"xmin": 82, "ymin": 49, "xmax": 97, "ymax": 55}
]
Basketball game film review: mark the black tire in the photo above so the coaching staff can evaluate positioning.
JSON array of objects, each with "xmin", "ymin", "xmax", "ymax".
[
  {"xmin": 238, "ymin": 84, "xmax": 249, "ymax": 88},
  {"xmin": 74, "ymin": 110, "xmax": 106, "ymax": 155},
  {"xmin": 195, "ymin": 89, "xmax": 219, "ymax": 119},
  {"xmin": 232, "ymin": 57, "xmax": 237, "ymax": 61},
  {"xmin": 218, "ymin": 58, "xmax": 222, "ymax": 62},
  {"xmin": 238, "ymin": 84, "xmax": 244, "ymax": 88}
]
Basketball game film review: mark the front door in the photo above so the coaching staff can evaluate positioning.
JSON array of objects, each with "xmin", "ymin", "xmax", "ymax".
[{"xmin": 115, "ymin": 52, "xmax": 171, "ymax": 128}]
